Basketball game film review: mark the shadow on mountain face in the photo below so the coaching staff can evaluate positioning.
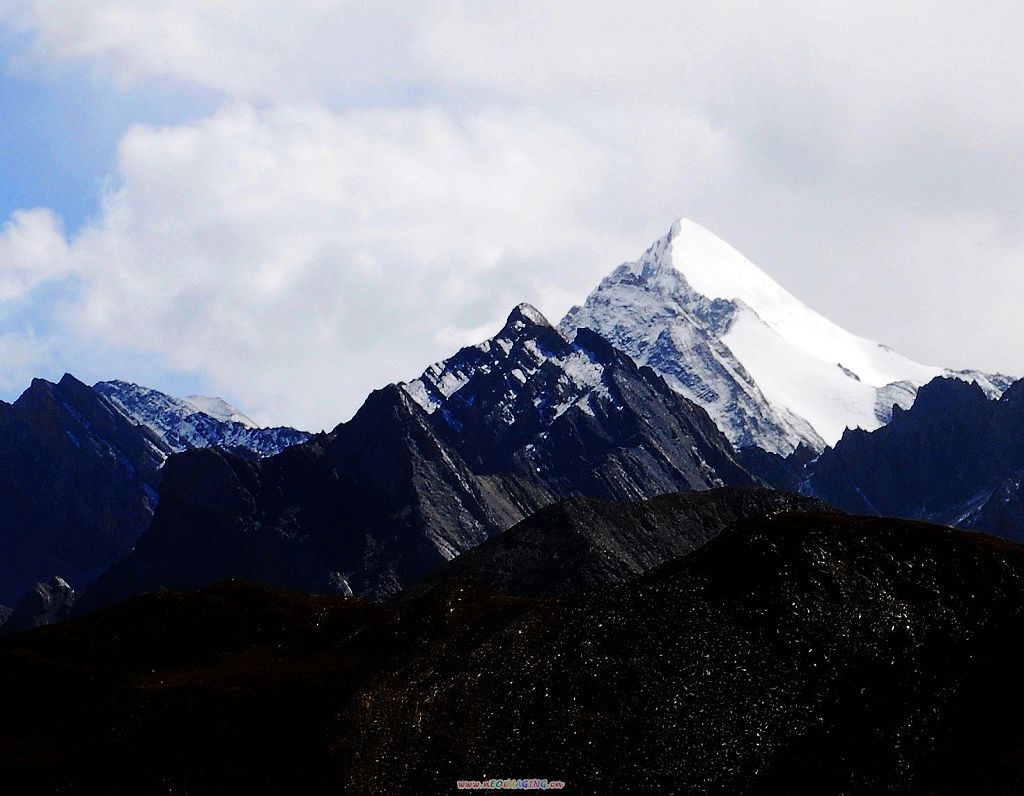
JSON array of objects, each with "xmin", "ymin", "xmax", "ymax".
[
  {"xmin": 406, "ymin": 487, "xmax": 836, "ymax": 597},
  {"xmin": 0, "ymin": 374, "xmax": 166, "ymax": 606},
  {"xmin": 806, "ymin": 376, "xmax": 1024, "ymax": 542},
  {"xmin": 4, "ymin": 511, "xmax": 1024, "ymax": 794}
]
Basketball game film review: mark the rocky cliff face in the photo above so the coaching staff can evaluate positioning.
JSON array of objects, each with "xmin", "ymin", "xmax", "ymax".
[
  {"xmin": 0, "ymin": 374, "xmax": 167, "ymax": 604},
  {"xmin": 3, "ymin": 576, "xmax": 77, "ymax": 633},
  {"xmin": 804, "ymin": 376, "xmax": 1024, "ymax": 541}
]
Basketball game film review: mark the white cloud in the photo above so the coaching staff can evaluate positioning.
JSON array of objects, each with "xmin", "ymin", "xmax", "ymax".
[
  {"xmin": 0, "ymin": 208, "xmax": 71, "ymax": 300},
  {"xmin": 0, "ymin": 0, "xmax": 430, "ymax": 102},
  {"xmin": 27, "ymin": 103, "xmax": 631, "ymax": 429}
]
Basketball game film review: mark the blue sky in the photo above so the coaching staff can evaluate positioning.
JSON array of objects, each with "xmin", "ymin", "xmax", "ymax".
[
  {"xmin": 0, "ymin": 67, "xmax": 216, "ymax": 399},
  {"xmin": 0, "ymin": 32, "xmax": 217, "ymax": 227},
  {"xmin": 0, "ymin": 63, "xmax": 108, "ymax": 228},
  {"xmin": 0, "ymin": 2, "xmax": 1021, "ymax": 430},
  {"xmin": 0, "ymin": 30, "xmax": 221, "ymax": 400}
]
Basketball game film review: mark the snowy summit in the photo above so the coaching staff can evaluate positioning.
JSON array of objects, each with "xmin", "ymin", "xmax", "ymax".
[{"xmin": 561, "ymin": 219, "xmax": 1012, "ymax": 454}]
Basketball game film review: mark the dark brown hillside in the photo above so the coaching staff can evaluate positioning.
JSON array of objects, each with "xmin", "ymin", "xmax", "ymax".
[{"xmin": 5, "ymin": 509, "xmax": 1024, "ymax": 793}]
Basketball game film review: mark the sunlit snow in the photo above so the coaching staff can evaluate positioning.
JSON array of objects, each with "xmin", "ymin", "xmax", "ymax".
[{"xmin": 562, "ymin": 219, "xmax": 1012, "ymax": 453}]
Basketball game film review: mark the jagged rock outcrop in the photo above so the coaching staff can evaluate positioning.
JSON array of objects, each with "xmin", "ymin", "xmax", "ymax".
[
  {"xmin": 3, "ymin": 576, "xmax": 77, "ymax": 633},
  {"xmin": 805, "ymin": 376, "xmax": 1024, "ymax": 541}
]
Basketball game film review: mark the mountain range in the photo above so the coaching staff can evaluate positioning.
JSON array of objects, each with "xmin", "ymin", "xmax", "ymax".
[
  {"xmin": 94, "ymin": 380, "xmax": 307, "ymax": 457},
  {"xmin": 77, "ymin": 304, "xmax": 758, "ymax": 611},
  {"xmin": 0, "ymin": 374, "xmax": 307, "ymax": 621},
  {"xmin": 1, "ymin": 217, "xmax": 1020, "ymax": 629},
  {"xmin": 3, "ymin": 215, "xmax": 1024, "ymax": 792},
  {"xmin": 803, "ymin": 376, "xmax": 1024, "ymax": 540}
]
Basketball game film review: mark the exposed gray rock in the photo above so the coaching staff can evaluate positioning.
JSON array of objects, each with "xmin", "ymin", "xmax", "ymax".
[{"xmin": 4, "ymin": 575, "xmax": 77, "ymax": 633}]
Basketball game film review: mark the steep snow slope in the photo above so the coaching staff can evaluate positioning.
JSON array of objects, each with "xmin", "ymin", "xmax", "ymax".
[
  {"xmin": 181, "ymin": 395, "xmax": 256, "ymax": 427},
  {"xmin": 94, "ymin": 380, "xmax": 308, "ymax": 457},
  {"xmin": 561, "ymin": 219, "xmax": 1013, "ymax": 454}
]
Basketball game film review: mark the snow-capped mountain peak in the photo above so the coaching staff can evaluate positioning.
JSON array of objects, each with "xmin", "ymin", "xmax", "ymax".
[
  {"xmin": 181, "ymin": 395, "xmax": 257, "ymax": 428},
  {"xmin": 664, "ymin": 219, "xmax": 943, "ymax": 390},
  {"xmin": 659, "ymin": 218, "xmax": 802, "ymax": 324},
  {"xmin": 94, "ymin": 380, "xmax": 308, "ymax": 457},
  {"xmin": 401, "ymin": 303, "xmax": 607, "ymax": 426},
  {"xmin": 561, "ymin": 219, "xmax": 1014, "ymax": 454}
]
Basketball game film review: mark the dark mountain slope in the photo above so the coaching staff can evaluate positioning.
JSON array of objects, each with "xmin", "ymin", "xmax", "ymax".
[
  {"xmin": 0, "ymin": 372, "xmax": 309, "ymax": 615},
  {"xmin": 2, "ymin": 576, "xmax": 77, "ymax": 633},
  {"xmin": 81, "ymin": 306, "xmax": 756, "ymax": 608},
  {"xmin": 357, "ymin": 514, "xmax": 1024, "ymax": 795},
  {"xmin": 408, "ymin": 487, "xmax": 835, "ymax": 597},
  {"xmin": 0, "ymin": 374, "xmax": 168, "ymax": 604},
  {"xmin": 806, "ymin": 376, "xmax": 1024, "ymax": 540},
  {"xmin": 80, "ymin": 385, "xmax": 525, "ymax": 608},
  {"xmin": 5, "ymin": 512, "xmax": 1024, "ymax": 793}
]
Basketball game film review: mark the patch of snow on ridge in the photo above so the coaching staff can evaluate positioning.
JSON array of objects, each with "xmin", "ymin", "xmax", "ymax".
[
  {"xmin": 513, "ymin": 302, "xmax": 551, "ymax": 327},
  {"xmin": 402, "ymin": 303, "xmax": 554, "ymax": 415},
  {"xmin": 404, "ymin": 380, "xmax": 437, "ymax": 414},
  {"xmin": 552, "ymin": 350, "xmax": 610, "ymax": 419},
  {"xmin": 94, "ymin": 380, "xmax": 308, "ymax": 457},
  {"xmin": 181, "ymin": 395, "xmax": 256, "ymax": 427}
]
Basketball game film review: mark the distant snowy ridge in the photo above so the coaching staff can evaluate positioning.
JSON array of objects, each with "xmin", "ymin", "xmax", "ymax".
[
  {"xmin": 94, "ymin": 380, "xmax": 308, "ymax": 458},
  {"xmin": 561, "ymin": 219, "xmax": 1014, "ymax": 455}
]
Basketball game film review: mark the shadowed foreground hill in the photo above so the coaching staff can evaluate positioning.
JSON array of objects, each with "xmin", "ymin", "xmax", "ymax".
[
  {"xmin": 4, "ymin": 512, "xmax": 1024, "ymax": 794},
  {"xmin": 407, "ymin": 487, "xmax": 835, "ymax": 597}
]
